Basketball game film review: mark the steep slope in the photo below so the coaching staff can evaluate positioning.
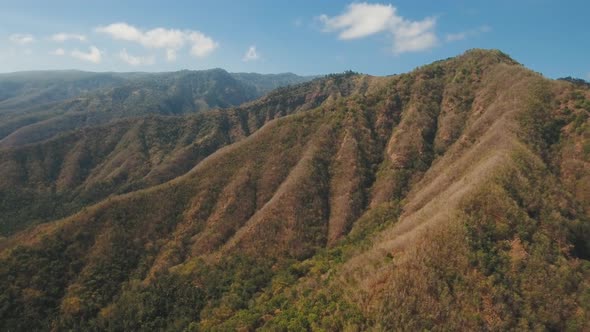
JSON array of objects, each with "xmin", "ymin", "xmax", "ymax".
[
  {"xmin": 0, "ymin": 73, "xmax": 367, "ymax": 235},
  {"xmin": 227, "ymin": 53, "xmax": 590, "ymax": 331},
  {"xmin": 0, "ymin": 50, "xmax": 589, "ymax": 331}
]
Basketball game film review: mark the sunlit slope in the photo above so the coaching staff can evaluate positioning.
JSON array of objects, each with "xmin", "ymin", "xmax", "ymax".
[{"xmin": 1, "ymin": 49, "xmax": 589, "ymax": 331}]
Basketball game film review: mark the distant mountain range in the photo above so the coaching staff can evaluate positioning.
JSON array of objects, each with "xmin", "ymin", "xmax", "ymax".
[
  {"xmin": 1, "ymin": 50, "xmax": 589, "ymax": 331},
  {"xmin": 0, "ymin": 69, "xmax": 315, "ymax": 147}
]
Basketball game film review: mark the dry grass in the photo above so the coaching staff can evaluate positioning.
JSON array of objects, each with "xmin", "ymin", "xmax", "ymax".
[
  {"xmin": 2, "ymin": 50, "xmax": 588, "ymax": 330},
  {"xmin": 330, "ymin": 65, "xmax": 571, "ymax": 323}
]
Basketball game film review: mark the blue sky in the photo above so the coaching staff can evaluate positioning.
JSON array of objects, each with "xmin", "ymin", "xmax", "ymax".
[{"xmin": 0, "ymin": 0, "xmax": 588, "ymax": 79}]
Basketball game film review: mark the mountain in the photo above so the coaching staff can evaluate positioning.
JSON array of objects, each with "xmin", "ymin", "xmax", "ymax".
[
  {"xmin": 0, "ymin": 70, "xmax": 135, "ymax": 111},
  {"xmin": 0, "ymin": 75, "xmax": 355, "ymax": 235},
  {"xmin": 231, "ymin": 72, "xmax": 318, "ymax": 95},
  {"xmin": 0, "ymin": 69, "xmax": 314, "ymax": 147},
  {"xmin": 0, "ymin": 49, "xmax": 589, "ymax": 331}
]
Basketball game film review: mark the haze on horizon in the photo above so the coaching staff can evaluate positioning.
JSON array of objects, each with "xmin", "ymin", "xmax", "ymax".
[{"xmin": 0, "ymin": 0, "xmax": 588, "ymax": 80}]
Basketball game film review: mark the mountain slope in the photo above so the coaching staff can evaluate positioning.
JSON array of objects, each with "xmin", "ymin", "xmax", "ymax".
[
  {"xmin": 0, "ymin": 73, "xmax": 363, "ymax": 235},
  {"xmin": 0, "ymin": 50, "xmax": 589, "ymax": 331},
  {"xmin": 0, "ymin": 69, "xmax": 314, "ymax": 147}
]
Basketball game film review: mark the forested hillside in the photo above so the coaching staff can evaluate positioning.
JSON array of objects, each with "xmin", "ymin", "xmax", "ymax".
[
  {"xmin": 1, "ymin": 49, "xmax": 589, "ymax": 331},
  {"xmin": 0, "ymin": 74, "xmax": 359, "ymax": 235}
]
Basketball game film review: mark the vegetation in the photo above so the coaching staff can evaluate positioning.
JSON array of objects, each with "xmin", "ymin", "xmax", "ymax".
[
  {"xmin": 0, "ymin": 49, "xmax": 589, "ymax": 330},
  {"xmin": 0, "ymin": 69, "xmax": 314, "ymax": 147},
  {"xmin": 558, "ymin": 76, "xmax": 590, "ymax": 88},
  {"xmin": 0, "ymin": 73, "xmax": 339, "ymax": 235}
]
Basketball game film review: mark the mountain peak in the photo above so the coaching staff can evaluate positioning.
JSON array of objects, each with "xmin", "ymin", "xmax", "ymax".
[
  {"xmin": 427, "ymin": 48, "xmax": 520, "ymax": 71},
  {"xmin": 461, "ymin": 48, "xmax": 518, "ymax": 63}
]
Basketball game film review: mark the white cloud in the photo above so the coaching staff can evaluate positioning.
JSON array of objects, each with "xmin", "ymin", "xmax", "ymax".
[
  {"xmin": 446, "ymin": 25, "xmax": 491, "ymax": 42},
  {"xmin": 319, "ymin": 3, "xmax": 396, "ymax": 40},
  {"xmin": 51, "ymin": 48, "xmax": 66, "ymax": 56},
  {"xmin": 186, "ymin": 31, "xmax": 218, "ymax": 57},
  {"xmin": 318, "ymin": 2, "xmax": 438, "ymax": 54},
  {"xmin": 96, "ymin": 23, "xmax": 142, "ymax": 42},
  {"xmin": 393, "ymin": 17, "xmax": 437, "ymax": 54},
  {"xmin": 96, "ymin": 22, "xmax": 218, "ymax": 59},
  {"xmin": 166, "ymin": 49, "xmax": 176, "ymax": 61},
  {"xmin": 140, "ymin": 27, "xmax": 185, "ymax": 49},
  {"xmin": 242, "ymin": 46, "xmax": 259, "ymax": 62},
  {"xmin": 445, "ymin": 32, "xmax": 468, "ymax": 42},
  {"xmin": 9, "ymin": 33, "xmax": 35, "ymax": 45},
  {"xmin": 51, "ymin": 33, "xmax": 87, "ymax": 42},
  {"xmin": 71, "ymin": 46, "xmax": 102, "ymax": 63},
  {"xmin": 119, "ymin": 49, "xmax": 155, "ymax": 66}
]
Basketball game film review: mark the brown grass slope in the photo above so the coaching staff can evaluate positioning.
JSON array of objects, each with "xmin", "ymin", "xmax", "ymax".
[
  {"xmin": 0, "ymin": 74, "xmax": 363, "ymax": 236},
  {"xmin": 1, "ymin": 49, "xmax": 589, "ymax": 331},
  {"xmin": 231, "ymin": 52, "xmax": 590, "ymax": 331}
]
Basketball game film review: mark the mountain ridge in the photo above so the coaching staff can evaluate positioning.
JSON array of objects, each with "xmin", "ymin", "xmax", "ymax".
[
  {"xmin": 0, "ymin": 71, "xmax": 367, "ymax": 235},
  {"xmin": 0, "ymin": 68, "xmax": 315, "ymax": 147},
  {"xmin": 1, "ymin": 49, "xmax": 589, "ymax": 331}
]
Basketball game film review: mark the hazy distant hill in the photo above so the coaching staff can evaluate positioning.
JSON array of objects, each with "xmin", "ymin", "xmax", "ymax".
[
  {"xmin": 231, "ymin": 72, "xmax": 318, "ymax": 95},
  {"xmin": 0, "ymin": 70, "xmax": 135, "ymax": 111},
  {"xmin": 0, "ymin": 69, "xmax": 314, "ymax": 147},
  {"xmin": 1, "ymin": 50, "xmax": 589, "ymax": 331}
]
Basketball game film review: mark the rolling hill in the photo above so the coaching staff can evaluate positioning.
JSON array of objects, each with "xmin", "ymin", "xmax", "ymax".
[{"xmin": 0, "ymin": 49, "xmax": 589, "ymax": 331}]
